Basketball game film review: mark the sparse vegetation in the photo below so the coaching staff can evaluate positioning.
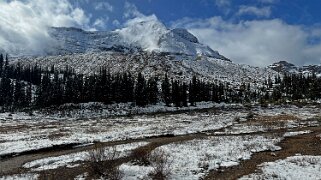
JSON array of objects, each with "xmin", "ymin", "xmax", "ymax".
[
  {"xmin": 131, "ymin": 146, "xmax": 152, "ymax": 166},
  {"xmin": 87, "ymin": 144, "xmax": 123, "ymax": 179},
  {"xmin": 246, "ymin": 111, "xmax": 255, "ymax": 120},
  {"xmin": 148, "ymin": 148, "xmax": 172, "ymax": 180}
]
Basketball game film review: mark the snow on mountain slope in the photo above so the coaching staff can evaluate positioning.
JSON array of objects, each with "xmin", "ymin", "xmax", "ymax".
[
  {"xmin": 158, "ymin": 28, "xmax": 227, "ymax": 59},
  {"xmin": 116, "ymin": 15, "xmax": 167, "ymax": 52},
  {"xmin": 268, "ymin": 61, "xmax": 298, "ymax": 73},
  {"xmin": 269, "ymin": 61, "xmax": 321, "ymax": 77},
  {"xmin": 13, "ymin": 52, "xmax": 278, "ymax": 87},
  {"xmin": 48, "ymin": 16, "xmax": 226, "ymax": 59}
]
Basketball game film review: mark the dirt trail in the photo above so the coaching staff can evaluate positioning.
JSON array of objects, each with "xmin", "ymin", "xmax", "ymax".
[
  {"xmin": 0, "ymin": 130, "xmax": 209, "ymax": 176},
  {"xmin": 205, "ymin": 126, "xmax": 321, "ymax": 180},
  {"xmin": 1, "ymin": 117, "xmax": 320, "ymax": 179}
]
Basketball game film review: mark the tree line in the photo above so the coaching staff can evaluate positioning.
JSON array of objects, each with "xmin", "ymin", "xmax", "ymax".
[
  {"xmin": 2, "ymin": 54, "xmax": 321, "ymax": 111},
  {"xmin": 0, "ymin": 54, "xmax": 237, "ymax": 111}
]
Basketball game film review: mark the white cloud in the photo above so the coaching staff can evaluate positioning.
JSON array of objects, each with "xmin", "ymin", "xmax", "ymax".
[
  {"xmin": 118, "ymin": 14, "xmax": 167, "ymax": 51},
  {"xmin": 93, "ymin": 17, "xmax": 109, "ymax": 29},
  {"xmin": 123, "ymin": 1, "xmax": 144, "ymax": 18},
  {"xmin": 237, "ymin": 6, "xmax": 271, "ymax": 17},
  {"xmin": 94, "ymin": 2, "xmax": 113, "ymax": 12},
  {"xmin": 112, "ymin": 20, "xmax": 121, "ymax": 27},
  {"xmin": 215, "ymin": 0, "xmax": 230, "ymax": 7},
  {"xmin": 215, "ymin": 0, "xmax": 231, "ymax": 15},
  {"xmin": 0, "ymin": 0, "xmax": 91, "ymax": 56},
  {"xmin": 172, "ymin": 17, "xmax": 321, "ymax": 66}
]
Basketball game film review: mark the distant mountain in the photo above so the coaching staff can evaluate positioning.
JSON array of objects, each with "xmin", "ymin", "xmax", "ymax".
[
  {"xmin": 48, "ymin": 18, "xmax": 228, "ymax": 60},
  {"xmin": 9, "ymin": 17, "xmax": 280, "ymax": 87},
  {"xmin": 268, "ymin": 61, "xmax": 298, "ymax": 73},
  {"xmin": 268, "ymin": 61, "xmax": 321, "ymax": 77},
  {"xmin": 13, "ymin": 51, "xmax": 278, "ymax": 88}
]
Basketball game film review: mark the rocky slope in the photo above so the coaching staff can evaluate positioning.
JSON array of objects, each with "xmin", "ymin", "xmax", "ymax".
[
  {"xmin": 269, "ymin": 61, "xmax": 321, "ymax": 77},
  {"xmin": 48, "ymin": 17, "xmax": 228, "ymax": 60}
]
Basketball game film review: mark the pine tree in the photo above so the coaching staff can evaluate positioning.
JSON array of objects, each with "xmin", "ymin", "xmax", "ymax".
[
  {"xmin": 25, "ymin": 82, "xmax": 32, "ymax": 107},
  {"xmin": 189, "ymin": 76, "xmax": 198, "ymax": 106},
  {"xmin": 181, "ymin": 83, "xmax": 188, "ymax": 107},
  {"xmin": 0, "ymin": 54, "xmax": 3, "ymax": 77},
  {"xmin": 147, "ymin": 77, "xmax": 158, "ymax": 105},
  {"xmin": 162, "ymin": 73, "xmax": 172, "ymax": 106},
  {"xmin": 135, "ymin": 73, "xmax": 148, "ymax": 106}
]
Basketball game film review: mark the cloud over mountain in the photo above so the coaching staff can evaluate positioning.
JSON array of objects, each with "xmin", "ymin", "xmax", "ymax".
[
  {"xmin": 172, "ymin": 17, "xmax": 321, "ymax": 66},
  {"xmin": 0, "ymin": 0, "xmax": 91, "ymax": 56}
]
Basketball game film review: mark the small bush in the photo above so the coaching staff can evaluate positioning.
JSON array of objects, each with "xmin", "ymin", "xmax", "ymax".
[
  {"xmin": 234, "ymin": 116, "xmax": 241, "ymax": 122},
  {"xmin": 131, "ymin": 147, "xmax": 151, "ymax": 166},
  {"xmin": 246, "ymin": 111, "xmax": 255, "ymax": 120},
  {"xmin": 88, "ymin": 145, "xmax": 123, "ymax": 180},
  {"xmin": 148, "ymin": 148, "xmax": 172, "ymax": 180}
]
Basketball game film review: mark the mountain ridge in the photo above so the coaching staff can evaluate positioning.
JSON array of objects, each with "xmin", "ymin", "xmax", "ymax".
[
  {"xmin": 269, "ymin": 60, "xmax": 321, "ymax": 77},
  {"xmin": 46, "ymin": 17, "xmax": 229, "ymax": 60}
]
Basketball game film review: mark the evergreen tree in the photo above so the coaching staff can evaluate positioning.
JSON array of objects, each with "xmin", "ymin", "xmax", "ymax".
[
  {"xmin": 181, "ymin": 83, "xmax": 188, "ymax": 107},
  {"xmin": 0, "ymin": 54, "xmax": 3, "ymax": 77},
  {"xmin": 162, "ymin": 73, "xmax": 172, "ymax": 106},
  {"xmin": 135, "ymin": 73, "xmax": 148, "ymax": 106},
  {"xmin": 147, "ymin": 77, "xmax": 158, "ymax": 105}
]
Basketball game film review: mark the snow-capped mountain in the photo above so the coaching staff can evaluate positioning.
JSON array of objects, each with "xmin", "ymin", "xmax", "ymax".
[
  {"xmin": 48, "ymin": 17, "xmax": 228, "ymax": 60},
  {"xmin": 10, "ymin": 17, "xmax": 278, "ymax": 87},
  {"xmin": 13, "ymin": 51, "xmax": 278, "ymax": 89},
  {"xmin": 269, "ymin": 61, "xmax": 321, "ymax": 77},
  {"xmin": 268, "ymin": 61, "xmax": 298, "ymax": 73}
]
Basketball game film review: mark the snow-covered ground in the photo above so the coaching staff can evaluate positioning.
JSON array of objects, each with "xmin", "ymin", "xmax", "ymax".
[
  {"xmin": 0, "ymin": 173, "xmax": 38, "ymax": 180},
  {"xmin": 23, "ymin": 142, "xmax": 149, "ymax": 171},
  {"xmin": 1, "ymin": 105, "xmax": 320, "ymax": 179},
  {"xmin": 283, "ymin": 130, "xmax": 312, "ymax": 137},
  {"xmin": 120, "ymin": 164, "xmax": 154, "ymax": 180},
  {"xmin": 239, "ymin": 155, "xmax": 321, "ymax": 180},
  {"xmin": 121, "ymin": 135, "xmax": 282, "ymax": 180},
  {"xmin": 255, "ymin": 106, "xmax": 321, "ymax": 120},
  {"xmin": 1, "ymin": 105, "xmax": 320, "ymax": 157},
  {"xmin": 0, "ymin": 104, "xmax": 239, "ymax": 156}
]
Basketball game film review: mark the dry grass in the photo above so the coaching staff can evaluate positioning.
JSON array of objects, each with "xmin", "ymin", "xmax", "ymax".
[
  {"xmin": 87, "ymin": 144, "xmax": 123, "ymax": 180},
  {"xmin": 131, "ymin": 146, "xmax": 152, "ymax": 166},
  {"xmin": 148, "ymin": 148, "xmax": 172, "ymax": 180}
]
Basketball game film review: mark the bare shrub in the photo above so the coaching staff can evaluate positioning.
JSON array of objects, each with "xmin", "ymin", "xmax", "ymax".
[
  {"xmin": 131, "ymin": 146, "xmax": 152, "ymax": 166},
  {"xmin": 148, "ymin": 148, "xmax": 172, "ymax": 180},
  {"xmin": 198, "ymin": 153, "xmax": 210, "ymax": 172},
  {"xmin": 88, "ymin": 144, "xmax": 123, "ymax": 180},
  {"xmin": 246, "ymin": 111, "xmax": 255, "ymax": 120},
  {"xmin": 234, "ymin": 116, "xmax": 241, "ymax": 122}
]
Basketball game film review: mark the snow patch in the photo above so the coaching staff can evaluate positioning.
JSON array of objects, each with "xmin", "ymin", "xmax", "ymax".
[
  {"xmin": 23, "ymin": 142, "xmax": 149, "ymax": 171},
  {"xmin": 122, "ymin": 135, "xmax": 282, "ymax": 180},
  {"xmin": 240, "ymin": 155, "xmax": 321, "ymax": 180},
  {"xmin": 283, "ymin": 130, "xmax": 312, "ymax": 137},
  {"xmin": 0, "ymin": 173, "xmax": 38, "ymax": 180}
]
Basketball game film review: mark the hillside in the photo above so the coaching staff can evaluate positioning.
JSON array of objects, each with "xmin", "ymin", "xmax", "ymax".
[
  {"xmin": 46, "ymin": 16, "xmax": 228, "ymax": 60},
  {"xmin": 13, "ymin": 52, "xmax": 278, "ymax": 88},
  {"xmin": 269, "ymin": 61, "xmax": 321, "ymax": 77},
  {"xmin": 6, "ymin": 16, "xmax": 280, "ymax": 88}
]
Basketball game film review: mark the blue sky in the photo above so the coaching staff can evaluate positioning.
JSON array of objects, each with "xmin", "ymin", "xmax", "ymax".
[
  {"xmin": 1, "ymin": 0, "xmax": 321, "ymax": 66},
  {"xmin": 71, "ymin": 0, "xmax": 321, "ymax": 30},
  {"xmin": 71, "ymin": 0, "xmax": 321, "ymax": 66}
]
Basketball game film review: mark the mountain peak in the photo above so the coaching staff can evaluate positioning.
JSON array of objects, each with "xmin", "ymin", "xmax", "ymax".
[{"xmin": 10, "ymin": 16, "xmax": 229, "ymax": 60}]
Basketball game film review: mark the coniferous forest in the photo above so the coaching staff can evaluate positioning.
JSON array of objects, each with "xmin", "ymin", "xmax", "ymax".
[{"xmin": 1, "ymin": 54, "xmax": 321, "ymax": 112}]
